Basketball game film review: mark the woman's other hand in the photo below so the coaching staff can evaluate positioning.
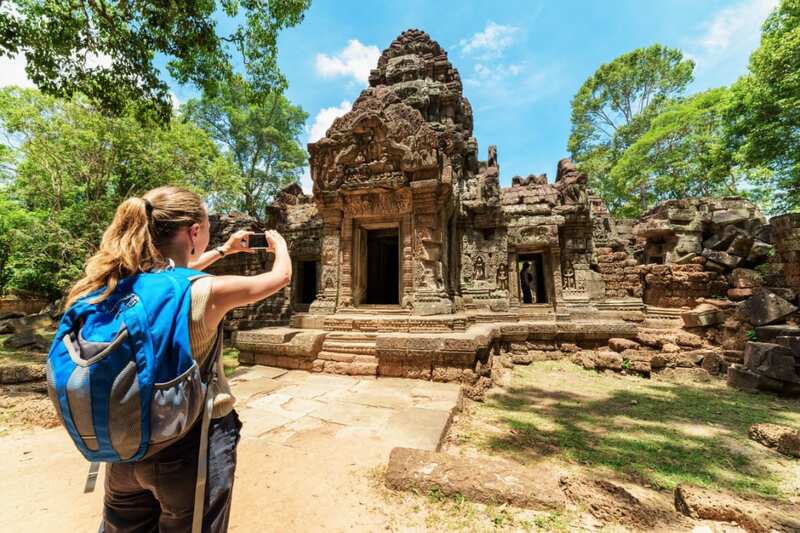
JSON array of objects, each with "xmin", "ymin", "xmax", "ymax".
[
  {"xmin": 264, "ymin": 230, "xmax": 288, "ymax": 255},
  {"xmin": 224, "ymin": 230, "xmax": 256, "ymax": 255}
]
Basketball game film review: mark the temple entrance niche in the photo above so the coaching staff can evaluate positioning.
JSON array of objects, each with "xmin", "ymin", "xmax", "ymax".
[
  {"xmin": 517, "ymin": 253, "xmax": 550, "ymax": 304},
  {"xmin": 367, "ymin": 228, "xmax": 400, "ymax": 304},
  {"xmin": 352, "ymin": 222, "xmax": 403, "ymax": 307},
  {"xmin": 294, "ymin": 260, "xmax": 319, "ymax": 309}
]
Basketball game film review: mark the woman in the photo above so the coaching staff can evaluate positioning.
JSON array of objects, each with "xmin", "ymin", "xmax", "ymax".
[{"xmin": 64, "ymin": 185, "xmax": 292, "ymax": 532}]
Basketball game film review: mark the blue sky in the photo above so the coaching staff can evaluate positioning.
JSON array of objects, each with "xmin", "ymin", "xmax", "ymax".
[
  {"xmin": 270, "ymin": 0, "xmax": 777, "ymax": 190},
  {"xmin": 0, "ymin": 0, "xmax": 778, "ymax": 191}
]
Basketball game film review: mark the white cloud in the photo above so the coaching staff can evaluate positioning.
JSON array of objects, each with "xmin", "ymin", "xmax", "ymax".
[
  {"xmin": 0, "ymin": 49, "xmax": 113, "ymax": 90},
  {"xmin": 463, "ymin": 62, "xmax": 561, "ymax": 113},
  {"xmin": 469, "ymin": 63, "xmax": 524, "ymax": 85},
  {"xmin": 692, "ymin": 0, "xmax": 778, "ymax": 69},
  {"xmin": 169, "ymin": 92, "xmax": 182, "ymax": 110},
  {"xmin": 308, "ymin": 100, "xmax": 352, "ymax": 143},
  {"xmin": 458, "ymin": 22, "xmax": 519, "ymax": 59},
  {"xmin": 0, "ymin": 53, "xmax": 35, "ymax": 89},
  {"xmin": 315, "ymin": 40, "xmax": 380, "ymax": 85}
]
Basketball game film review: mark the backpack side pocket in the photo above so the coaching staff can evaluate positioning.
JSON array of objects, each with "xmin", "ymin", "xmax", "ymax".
[{"xmin": 145, "ymin": 360, "xmax": 205, "ymax": 457}]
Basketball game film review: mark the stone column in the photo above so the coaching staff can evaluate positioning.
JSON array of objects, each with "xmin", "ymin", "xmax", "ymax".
[
  {"xmin": 508, "ymin": 252, "xmax": 520, "ymax": 308},
  {"xmin": 309, "ymin": 204, "xmax": 342, "ymax": 315},
  {"xmin": 338, "ymin": 215, "xmax": 355, "ymax": 309},
  {"xmin": 400, "ymin": 213, "xmax": 414, "ymax": 309},
  {"xmin": 411, "ymin": 179, "xmax": 453, "ymax": 315}
]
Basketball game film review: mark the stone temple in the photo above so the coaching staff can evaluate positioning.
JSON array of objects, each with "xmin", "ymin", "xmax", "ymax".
[{"xmin": 216, "ymin": 30, "xmax": 800, "ymax": 397}]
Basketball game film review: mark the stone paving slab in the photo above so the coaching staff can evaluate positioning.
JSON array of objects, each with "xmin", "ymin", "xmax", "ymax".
[
  {"xmin": 384, "ymin": 407, "xmax": 455, "ymax": 451},
  {"xmin": 311, "ymin": 400, "xmax": 396, "ymax": 429},
  {"xmin": 230, "ymin": 366, "xmax": 461, "ymax": 452},
  {"xmin": 232, "ymin": 365, "xmax": 289, "ymax": 380}
]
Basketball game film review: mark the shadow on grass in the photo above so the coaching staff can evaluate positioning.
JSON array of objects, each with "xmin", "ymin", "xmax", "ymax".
[{"xmin": 477, "ymin": 367, "xmax": 800, "ymax": 499}]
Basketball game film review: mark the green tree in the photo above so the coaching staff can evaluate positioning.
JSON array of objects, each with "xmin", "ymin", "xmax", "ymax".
[
  {"xmin": 729, "ymin": 0, "xmax": 800, "ymax": 213},
  {"xmin": 610, "ymin": 88, "xmax": 744, "ymax": 214},
  {"xmin": 0, "ymin": 0, "xmax": 311, "ymax": 123},
  {"xmin": 0, "ymin": 194, "xmax": 38, "ymax": 292},
  {"xmin": 183, "ymin": 79, "xmax": 307, "ymax": 218},
  {"xmin": 568, "ymin": 44, "xmax": 694, "ymax": 214},
  {"xmin": 0, "ymin": 86, "xmax": 241, "ymax": 297}
]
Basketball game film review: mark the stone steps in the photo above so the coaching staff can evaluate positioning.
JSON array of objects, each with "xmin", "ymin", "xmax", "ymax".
[
  {"xmin": 345, "ymin": 306, "xmax": 409, "ymax": 315},
  {"xmin": 516, "ymin": 305, "xmax": 556, "ymax": 319},
  {"xmin": 316, "ymin": 332, "xmax": 379, "ymax": 376}
]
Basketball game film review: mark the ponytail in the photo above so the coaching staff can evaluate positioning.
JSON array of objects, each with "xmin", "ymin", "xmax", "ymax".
[{"xmin": 64, "ymin": 186, "xmax": 205, "ymax": 310}]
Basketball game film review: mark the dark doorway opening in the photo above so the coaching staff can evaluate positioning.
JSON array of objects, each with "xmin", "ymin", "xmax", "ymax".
[
  {"xmin": 297, "ymin": 260, "xmax": 318, "ymax": 305},
  {"xmin": 518, "ymin": 253, "xmax": 548, "ymax": 304},
  {"xmin": 366, "ymin": 228, "xmax": 399, "ymax": 305}
]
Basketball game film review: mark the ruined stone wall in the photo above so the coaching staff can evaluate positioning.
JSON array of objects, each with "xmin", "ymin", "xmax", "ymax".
[
  {"xmin": 595, "ymin": 248, "xmax": 641, "ymax": 300},
  {"xmin": 0, "ymin": 297, "xmax": 49, "ymax": 315},
  {"xmin": 771, "ymin": 214, "xmax": 800, "ymax": 294},
  {"xmin": 268, "ymin": 183, "xmax": 324, "ymax": 312},
  {"xmin": 207, "ymin": 213, "xmax": 291, "ymax": 331},
  {"xmin": 633, "ymin": 198, "xmax": 775, "ymax": 307},
  {"xmin": 641, "ymin": 262, "xmax": 728, "ymax": 308}
]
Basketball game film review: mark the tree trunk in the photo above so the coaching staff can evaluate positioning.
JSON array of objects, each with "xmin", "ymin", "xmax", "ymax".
[{"xmin": 639, "ymin": 182, "xmax": 647, "ymax": 213}]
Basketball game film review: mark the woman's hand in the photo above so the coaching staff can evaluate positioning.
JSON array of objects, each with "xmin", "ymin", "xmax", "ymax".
[
  {"xmin": 223, "ymin": 230, "xmax": 256, "ymax": 255},
  {"xmin": 202, "ymin": 229, "xmax": 293, "ymax": 329},
  {"xmin": 264, "ymin": 230, "xmax": 288, "ymax": 256}
]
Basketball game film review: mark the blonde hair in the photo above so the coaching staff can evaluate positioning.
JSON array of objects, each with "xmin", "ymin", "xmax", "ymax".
[{"xmin": 64, "ymin": 186, "xmax": 206, "ymax": 310}]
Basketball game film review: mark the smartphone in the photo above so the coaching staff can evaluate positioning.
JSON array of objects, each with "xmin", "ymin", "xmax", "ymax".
[{"xmin": 247, "ymin": 233, "xmax": 269, "ymax": 249}]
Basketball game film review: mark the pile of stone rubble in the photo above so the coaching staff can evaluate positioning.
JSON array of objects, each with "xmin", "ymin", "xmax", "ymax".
[{"xmin": 678, "ymin": 287, "xmax": 799, "ymax": 395}]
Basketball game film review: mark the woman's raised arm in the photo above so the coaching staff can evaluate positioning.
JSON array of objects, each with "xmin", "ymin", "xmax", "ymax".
[{"xmin": 201, "ymin": 230, "xmax": 292, "ymax": 331}]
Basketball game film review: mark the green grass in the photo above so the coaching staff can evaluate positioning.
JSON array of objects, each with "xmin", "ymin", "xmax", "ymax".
[
  {"xmin": 459, "ymin": 360, "xmax": 800, "ymax": 501},
  {"xmin": 418, "ymin": 487, "xmax": 571, "ymax": 532},
  {"xmin": 222, "ymin": 345, "xmax": 240, "ymax": 377}
]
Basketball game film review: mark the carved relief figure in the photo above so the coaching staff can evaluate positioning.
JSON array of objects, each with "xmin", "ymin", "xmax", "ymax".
[
  {"xmin": 562, "ymin": 255, "xmax": 576, "ymax": 290},
  {"xmin": 474, "ymin": 256, "xmax": 486, "ymax": 281},
  {"xmin": 496, "ymin": 263, "xmax": 508, "ymax": 290}
]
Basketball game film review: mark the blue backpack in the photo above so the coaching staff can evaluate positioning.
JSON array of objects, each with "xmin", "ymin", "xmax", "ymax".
[{"xmin": 46, "ymin": 266, "xmax": 219, "ymax": 465}]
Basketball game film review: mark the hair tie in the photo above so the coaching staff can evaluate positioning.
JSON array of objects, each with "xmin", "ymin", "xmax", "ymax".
[{"xmin": 143, "ymin": 198, "xmax": 154, "ymax": 217}]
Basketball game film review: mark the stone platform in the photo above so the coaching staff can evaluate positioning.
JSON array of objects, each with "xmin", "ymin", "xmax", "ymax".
[
  {"xmin": 233, "ymin": 313, "xmax": 638, "ymax": 379},
  {"xmin": 231, "ymin": 366, "xmax": 462, "ymax": 451}
]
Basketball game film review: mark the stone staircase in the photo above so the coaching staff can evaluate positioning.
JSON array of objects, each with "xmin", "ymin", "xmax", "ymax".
[
  {"xmin": 344, "ymin": 305, "xmax": 410, "ymax": 315},
  {"xmin": 316, "ymin": 332, "xmax": 379, "ymax": 376},
  {"xmin": 516, "ymin": 304, "xmax": 556, "ymax": 320}
]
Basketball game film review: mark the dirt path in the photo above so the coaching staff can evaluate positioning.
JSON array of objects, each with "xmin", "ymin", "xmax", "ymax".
[{"xmin": 0, "ymin": 367, "xmax": 461, "ymax": 532}]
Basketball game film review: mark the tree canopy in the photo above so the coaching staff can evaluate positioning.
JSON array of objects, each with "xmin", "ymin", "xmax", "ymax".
[
  {"xmin": 609, "ymin": 88, "xmax": 740, "ymax": 214},
  {"xmin": 568, "ymin": 44, "xmax": 694, "ymax": 214},
  {"xmin": 183, "ymin": 78, "xmax": 307, "ymax": 219},
  {"xmin": 728, "ymin": 0, "xmax": 800, "ymax": 213},
  {"xmin": 0, "ymin": 0, "xmax": 311, "ymax": 123},
  {"xmin": 0, "ymin": 87, "xmax": 241, "ymax": 297}
]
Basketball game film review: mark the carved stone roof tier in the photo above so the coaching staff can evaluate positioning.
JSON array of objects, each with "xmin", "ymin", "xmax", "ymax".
[
  {"xmin": 368, "ymin": 29, "xmax": 472, "ymax": 135},
  {"xmin": 309, "ymin": 29, "xmax": 476, "ymax": 196}
]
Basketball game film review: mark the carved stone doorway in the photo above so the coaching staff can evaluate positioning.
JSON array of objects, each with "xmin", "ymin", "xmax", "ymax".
[
  {"xmin": 295, "ymin": 260, "xmax": 319, "ymax": 310},
  {"xmin": 517, "ymin": 253, "xmax": 549, "ymax": 304},
  {"xmin": 366, "ymin": 228, "xmax": 399, "ymax": 304},
  {"xmin": 352, "ymin": 223, "xmax": 401, "ymax": 307}
]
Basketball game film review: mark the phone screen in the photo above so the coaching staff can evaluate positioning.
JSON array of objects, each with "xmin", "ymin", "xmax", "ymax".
[{"xmin": 248, "ymin": 233, "xmax": 268, "ymax": 249}]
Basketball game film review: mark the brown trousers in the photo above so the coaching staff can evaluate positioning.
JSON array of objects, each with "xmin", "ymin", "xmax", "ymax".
[{"xmin": 100, "ymin": 409, "xmax": 242, "ymax": 533}]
